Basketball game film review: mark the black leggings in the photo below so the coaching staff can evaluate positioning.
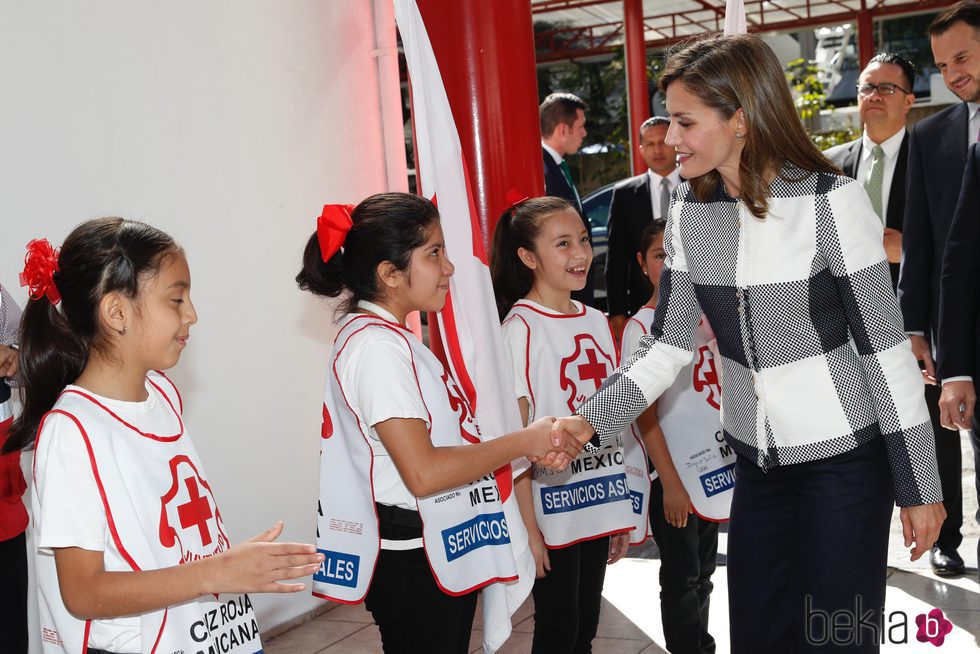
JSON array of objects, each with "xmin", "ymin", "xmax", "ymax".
[
  {"xmin": 531, "ymin": 535, "xmax": 610, "ymax": 654},
  {"xmin": 365, "ymin": 504, "xmax": 478, "ymax": 654},
  {"xmin": 0, "ymin": 530, "xmax": 28, "ymax": 654}
]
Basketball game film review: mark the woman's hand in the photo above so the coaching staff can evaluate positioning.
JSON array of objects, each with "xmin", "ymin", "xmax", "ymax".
[
  {"xmin": 900, "ymin": 503, "xmax": 946, "ymax": 562},
  {"xmin": 662, "ymin": 478, "xmax": 693, "ymax": 529},
  {"xmin": 607, "ymin": 532, "xmax": 630, "ymax": 564}
]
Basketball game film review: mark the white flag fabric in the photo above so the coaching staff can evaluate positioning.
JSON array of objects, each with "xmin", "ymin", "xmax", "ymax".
[
  {"xmin": 392, "ymin": 1, "xmax": 536, "ymax": 652},
  {"xmin": 724, "ymin": 0, "xmax": 748, "ymax": 35}
]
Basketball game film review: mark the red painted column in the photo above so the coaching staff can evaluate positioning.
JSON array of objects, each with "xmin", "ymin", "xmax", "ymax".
[
  {"xmin": 857, "ymin": 5, "xmax": 874, "ymax": 70},
  {"xmin": 413, "ymin": 0, "xmax": 542, "ymax": 242},
  {"xmin": 624, "ymin": 0, "xmax": 649, "ymax": 176}
]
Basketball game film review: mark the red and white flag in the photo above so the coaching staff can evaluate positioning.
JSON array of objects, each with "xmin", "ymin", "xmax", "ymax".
[
  {"xmin": 724, "ymin": 0, "xmax": 748, "ymax": 35},
  {"xmin": 392, "ymin": 1, "xmax": 535, "ymax": 651}
]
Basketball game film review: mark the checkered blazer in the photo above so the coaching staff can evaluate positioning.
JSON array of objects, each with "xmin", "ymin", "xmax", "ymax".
[{"xmin": 578, "ymin": 165, "xmax": 942, "ymax": 507}]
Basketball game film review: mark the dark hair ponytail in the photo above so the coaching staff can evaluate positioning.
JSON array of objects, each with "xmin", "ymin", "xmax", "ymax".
[
  {"xmin": 296, "ymin": 192, "xmax": 439, "ymax": 313},
  {"xmin": 5, "ymin": 217, "xmax": 179, "ymax": 453},
  {"xmin": 489, "ymin": 196, "xmax": 573, "ymax": 319}
]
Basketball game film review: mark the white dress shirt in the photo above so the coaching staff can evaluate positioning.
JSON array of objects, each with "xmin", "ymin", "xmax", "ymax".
[
  {"xmin": 647, "ymin": 168, "xmax": 684, "ymax": 221},
  {"xmin": 968, "ymin": 102, "xmax": 980, "ymax": 146}
]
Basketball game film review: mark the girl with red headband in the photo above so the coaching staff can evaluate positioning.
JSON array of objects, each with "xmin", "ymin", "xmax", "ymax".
[
  {"xmin": 297, "ymin": 192, "xmax": 580, "ymax": 653},
  {"xmin": 5, "ymin": 218, "xmax": 323, "ymax": 654}
]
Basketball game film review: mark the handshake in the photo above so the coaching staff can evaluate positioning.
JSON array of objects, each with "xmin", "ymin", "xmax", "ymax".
[{"xmin": 525, "ymin": 415, "xmax": 596, "ymax": 471}]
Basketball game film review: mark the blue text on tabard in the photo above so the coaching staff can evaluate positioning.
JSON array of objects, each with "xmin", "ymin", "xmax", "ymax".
[
  {"xmin": 314, "ymin": 549, "xmax": 360, "ymax": 588},
  {"xmin": 441, "ymin": 512, "xmax": 510, "ymax": 562},
  {"xmin": 540, "ymin": 473, "xmax": 631, "ymax": 514},
  {"xmin": 699, "ymin": 463, "xmax": 736, "ymax": 497}
]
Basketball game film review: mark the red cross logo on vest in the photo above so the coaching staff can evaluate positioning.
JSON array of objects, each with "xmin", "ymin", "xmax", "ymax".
[
  {"xmin": 177, "ymin": 476, "xmax": 213, "ymax": 546},
  {"xmin": 159, "ymin": 455, "xmax": 230, "ymax": 562},
  {"xmin": 441, "ymin": 370, "xmax": 482, "ymax": 444},
  {"xmin": 559, "ymin": 334, "xmax": 615, "ymax": 413},
  {"xmin": 693, "ymin": 345, "xmax": 721, "ymax": 410}
]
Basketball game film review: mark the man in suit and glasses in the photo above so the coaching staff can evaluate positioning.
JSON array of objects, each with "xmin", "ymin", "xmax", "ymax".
[
  {"xmin": 899, "ymin": 0, "xmax": 980, "ymax": 578},
  {"xmin": 826, "ymin": 53, "xmax": 914, "ymax": 291},
  {"xmin": 541, "ymin": 92, "xmax": 593, "ymax": 305},
  {"xmin": 606, "ymin": 116, "xmax": 682, "ymax": 338}
]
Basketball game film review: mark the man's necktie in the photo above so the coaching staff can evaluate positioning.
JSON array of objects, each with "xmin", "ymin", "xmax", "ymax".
[
  {"xmin": 559, "ymin": 159, "xmax": 581, "ymax": 209},
  {"xmin": 660, "ymin": 178, "xmax": 672, "ymax": 220},
  {"xmin": 864, "ymin": 145, "xmax": 885, "ymax": 223}
]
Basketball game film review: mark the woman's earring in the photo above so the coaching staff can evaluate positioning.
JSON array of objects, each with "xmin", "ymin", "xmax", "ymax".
[
  {"xmin": 642, "ymin": 268, "xmax": 648, "ymax": 275},
  {"xmin": 118, "ymin": 326, "xmax": 127, "ymax": 336},
  {"xmin": 735, "ymin": 131, "xmax": 744, "ymax": 139}
]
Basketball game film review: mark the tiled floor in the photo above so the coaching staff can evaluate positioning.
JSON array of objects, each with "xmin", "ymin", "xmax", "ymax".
[{"xmin": 266, "ymin": 433, "xmax": 980, "ymax": 653}]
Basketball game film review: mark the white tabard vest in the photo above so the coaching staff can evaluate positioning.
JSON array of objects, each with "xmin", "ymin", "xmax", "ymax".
[
  {"xmin": 503, "ymin": 301, "xmax": 640, "ymax": 548},
  {"xmin": 34, "ymin": 373, "xmax": 262, "ymax": 654},
  {"xmin": 625, "ymin": 308, "xmax": 734, "ymax": 521},
  {"xmin": 313, "ymin": 314, "xmax": 519, "ymax": 603}
]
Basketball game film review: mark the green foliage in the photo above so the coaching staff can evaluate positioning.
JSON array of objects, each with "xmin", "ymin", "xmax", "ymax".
[{"xmin": 785, "ymin": 58, "xmax": 858, "ymax": 149}]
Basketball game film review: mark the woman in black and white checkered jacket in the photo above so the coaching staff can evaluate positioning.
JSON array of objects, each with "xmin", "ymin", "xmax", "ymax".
[{"xmin": 555, "ymin": 34, "xmax": 946, "ymax": 653}]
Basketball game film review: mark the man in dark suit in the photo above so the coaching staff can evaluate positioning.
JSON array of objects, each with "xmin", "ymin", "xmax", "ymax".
[
  {"xmin": 605, "ymin": 116, "xmax": 681, "ymax": 337},
  {"xmin": 938, "ymin": 143, "xmax": 980, "ymax": 585},
  {"xmin": 825, "ymin": 53, "xmax": 914, "ymax": 291},
  {"xmin": 899, "ymin": 1, "xmax": 980, "ymax": 577},
  {"xmin": 540, "ymin": 92, "xmax": 592, "ymax": 305}
]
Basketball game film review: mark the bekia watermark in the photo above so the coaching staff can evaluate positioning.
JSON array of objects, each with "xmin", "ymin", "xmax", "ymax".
[{"xmin": 805, "ymin": 595, "xmax": 954, "ymax": 647}]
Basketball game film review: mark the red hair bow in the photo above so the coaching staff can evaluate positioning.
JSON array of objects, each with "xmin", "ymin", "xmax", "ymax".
[
  {"xmin": 20, "ymin": 238, "xmax": 61, "ymax": 305},
  {"xmin": 504, "ymin": 188, "xmax": 530, "ymax": 210},
  {"xmin": 317, "ymin": 204, "xmax": 355, "ymax": 262}
]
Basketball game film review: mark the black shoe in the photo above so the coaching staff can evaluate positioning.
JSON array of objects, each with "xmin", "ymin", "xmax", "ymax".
[{"xmin": 930, "ymin": 546, "xmax": 965, "ymax": 577}]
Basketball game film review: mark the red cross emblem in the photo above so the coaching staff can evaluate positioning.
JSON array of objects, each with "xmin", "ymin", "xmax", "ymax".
[
  {"xmin": 693, "ymin": 345, "xmax": 721, "ymax": 410},
  {"xmin": 441, "ymin": 370, "xmax": 481, "ymax": 444},
  {"xmin": 559, "ymin": 334, "xmax": 615, "ymax": 413},
  {"xmin": 177, "ymin": 476, "xmax": 213, "ymax": 546},
  {"xmin": 159, "ymin": 455, "xmax": 230, "ymax": 561}
]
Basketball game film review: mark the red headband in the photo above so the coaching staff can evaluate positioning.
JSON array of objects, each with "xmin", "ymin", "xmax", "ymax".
[
  {"xmin": 317, "ymin": 204, "xmax": 355, "ymax": 262},
  {"xmin": 20, "ymin": 238, "xmax": 61, "ymax": 305}
]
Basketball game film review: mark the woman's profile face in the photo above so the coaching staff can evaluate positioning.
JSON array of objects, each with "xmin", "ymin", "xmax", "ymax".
[{"xmin": 664, "ymin": 81, "xmax": 745, "ymax": 192}]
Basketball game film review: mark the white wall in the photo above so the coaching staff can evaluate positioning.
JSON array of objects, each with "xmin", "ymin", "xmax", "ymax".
[{"xmin": 0, "ymin": 0, "xmax": 403, "ymax": 644}]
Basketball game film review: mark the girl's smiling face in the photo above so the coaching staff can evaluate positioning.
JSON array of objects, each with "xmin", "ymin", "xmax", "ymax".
[
  {"xmin": 518, "ymin": 208, "xmax": 593, "ymax": 296},
  {"xmin": 664, "ymin": 81, "xmax": 746, "ymax": 194}
]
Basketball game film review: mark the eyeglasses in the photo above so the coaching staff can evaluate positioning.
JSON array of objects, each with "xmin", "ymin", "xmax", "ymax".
[{"xmin": 856, "ymin": 82, "xmax": 911, "ymax": 97}]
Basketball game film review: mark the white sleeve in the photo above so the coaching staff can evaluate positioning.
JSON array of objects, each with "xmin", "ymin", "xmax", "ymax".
[
  {"xmin": 34, "ymin": 413, "xmax": 107, "ymax": 553},
  {"xmin": 501, "ymin": 315, "xmax": 532, "ymax": 406},
  {"xmin": 342, "ymin": 329, "xmax": 431, "ymax": 437}
]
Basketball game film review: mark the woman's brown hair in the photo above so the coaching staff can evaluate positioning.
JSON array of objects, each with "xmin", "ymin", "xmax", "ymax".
[{"xmin": 659, "ymin": 33, "xmax": 841, "ymax": 219}]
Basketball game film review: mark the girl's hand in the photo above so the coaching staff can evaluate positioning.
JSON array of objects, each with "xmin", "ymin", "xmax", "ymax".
[
  {"xmin": 607, "ymin": 532, "xmax": 630, "ymax": 564},
  {"xmin": 528, "ymin": 527, "xmax": 551, "ymax": 578},
  {"xmin": 204, "ymin": 522, "xmax": 323, "ymax": 595},
  {"xmin": 662, "ymin": 479, "xmax": 692, "ymax": 529},
  {"xmin": 0, "ymin": 344, "xmax": 18, "ymax": 378},
  {"xmin": 527, "ymin": 417, "xmax": 582, "ymax": 465}
]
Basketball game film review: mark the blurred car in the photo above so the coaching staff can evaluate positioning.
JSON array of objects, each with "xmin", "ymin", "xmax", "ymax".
[{"xmin": 582, "ymin": 182, "xmax": 616, "ymax": 313}]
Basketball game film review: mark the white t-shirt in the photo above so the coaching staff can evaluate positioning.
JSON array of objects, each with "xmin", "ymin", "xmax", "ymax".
[
  {"xmin": 34, "ymin": 383, "xmax": 178, "ymax": 653},
  {"xmin": 335, "ymin": 303, "xmax": 433, "ymax": 510}
]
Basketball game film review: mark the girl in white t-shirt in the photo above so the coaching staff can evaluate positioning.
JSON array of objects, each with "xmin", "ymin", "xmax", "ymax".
[
  {"xmin": 490, "ymin": 196, "xmax": 640, "ymax": 654},
  {"xmin": 621, "ymin": 221, "xmax": 725, "ymax": 654},
  {"xmin": 295, "ymin": 193, "xmax": 578, "ymax": 654},
  {"xmin": 6, "ymin": 218, "xmax": 323, "ymax": 654}
]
